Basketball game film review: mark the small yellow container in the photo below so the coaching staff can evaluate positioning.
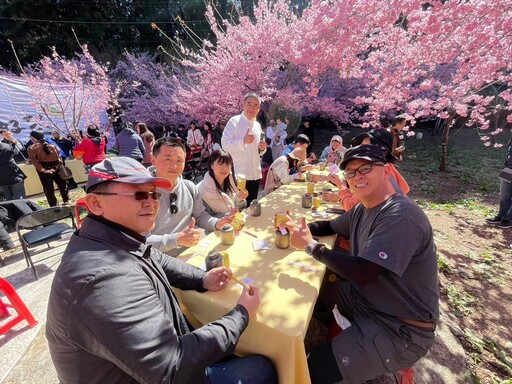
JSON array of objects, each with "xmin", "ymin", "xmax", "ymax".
[
  {"xmin": 220, "ymin": 251, "xmax": 230, "ymax": 268},
  {"xmin": 237, "ymin": 174, "xmax": 247, "ymax": 190},
  {"xmin": 306, "ymin": 182, "xmax": 314, "ymax": 195}
]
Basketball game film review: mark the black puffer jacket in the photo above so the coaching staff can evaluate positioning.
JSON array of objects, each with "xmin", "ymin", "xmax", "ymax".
[
  {"xmin": 0, "ymin": 141, "xmax": 26, "ymax": 187},
  {"xmin": 46, "ymin": 215, "xmax": 249, "ymax": 384}
]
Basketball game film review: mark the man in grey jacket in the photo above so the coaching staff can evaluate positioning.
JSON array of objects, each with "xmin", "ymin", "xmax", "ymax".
[
  {"xmin": 146, "ymin": 137, "xmax": 233, "ymax": 256},
  {"xmin": 46, "ymin": 156, "xmax": 277, "ymax": 384}
]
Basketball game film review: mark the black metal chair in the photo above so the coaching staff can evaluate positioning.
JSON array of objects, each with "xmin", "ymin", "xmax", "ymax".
[{"xmin": 15, "ymin": 206, "xmax": 76, "ymax": 279}]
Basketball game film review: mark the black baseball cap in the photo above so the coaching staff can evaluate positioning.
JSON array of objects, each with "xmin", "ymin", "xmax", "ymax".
[
  {"xmin": 340, "ymin": 144, "xmax": 387, "ymax": 170},
  {"xmin": 351, "ymin": 129, "xmax": 398, "ymax": 162},
  {"xmin": 86, "ymin": 157, "xmax": 172, "ymax": 192}
]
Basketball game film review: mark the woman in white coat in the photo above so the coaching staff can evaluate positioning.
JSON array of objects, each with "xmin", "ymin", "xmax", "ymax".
[{"xmin": 198, "ymin": 149, "xmax": 249, "ymax": 217}]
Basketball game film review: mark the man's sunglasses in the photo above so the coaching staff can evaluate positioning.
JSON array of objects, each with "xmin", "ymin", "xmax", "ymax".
[
  {"xmin": 169, "ymin": 193, "xmax": 179, "ymax": 214},
  {"xmin": 92, "ymin": 191, "xmax": 162, "ymax": 201}
]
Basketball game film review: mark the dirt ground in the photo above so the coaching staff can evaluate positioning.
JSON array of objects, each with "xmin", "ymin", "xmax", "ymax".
[
  {"xmin": 414, "ymin": 187, "xmax": 512, "ymax": 382},
  {"xmin": 403, "ymin": 127, "xmax": 512, "ymax": 382}
]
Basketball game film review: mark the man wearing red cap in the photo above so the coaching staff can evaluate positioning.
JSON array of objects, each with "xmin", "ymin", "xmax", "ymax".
[{"xmin": 46, "ymin": 157, "xmax": 277, "ymax": 384}]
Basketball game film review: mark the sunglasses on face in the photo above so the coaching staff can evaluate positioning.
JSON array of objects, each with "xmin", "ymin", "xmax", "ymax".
[
  {"xmin": 93, "ymin": 191, "xmax": 162, "ymax": 201},
  {"xmin": 169, "ymin": 193, "xmax": 179, "ymax": 214}
]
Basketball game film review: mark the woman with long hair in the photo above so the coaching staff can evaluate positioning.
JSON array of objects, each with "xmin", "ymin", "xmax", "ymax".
[
  {"xmin": 197, "ymin": 149, "xmax": 249, "ymax": 217},
  {"xmin": 27, "ymin": 130, "xmax": 70, "ymax": 206},
  {"xmin": 74, "ymin": 125, "xmax": 107, "ymax": 173},
  {"xmin": 136, "ymin": 122, "xmax": 155, "ymax": 168}
]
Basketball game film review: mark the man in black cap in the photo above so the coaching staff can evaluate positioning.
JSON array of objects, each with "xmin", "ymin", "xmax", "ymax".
[
  {"xmin": 286, "ymin": 144, "xmax": 439, "ymax": 383},
  {"xmin": 322, "ymin": 129, "xmax": 410, "ymax": 211},
  {"xmin": 46, "ymin": 156, "xmax": 277, "ymax": 384}
]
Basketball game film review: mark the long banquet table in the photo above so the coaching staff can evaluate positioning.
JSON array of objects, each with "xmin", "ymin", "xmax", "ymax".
[{"xmin": 174, "ymin": 178, "xmax": 341, "ymax": 384}]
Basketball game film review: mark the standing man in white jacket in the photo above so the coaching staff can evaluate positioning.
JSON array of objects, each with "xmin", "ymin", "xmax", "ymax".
[{"xmin": 222, "ymin": 93, "xmax": 267, "ymax": 205}]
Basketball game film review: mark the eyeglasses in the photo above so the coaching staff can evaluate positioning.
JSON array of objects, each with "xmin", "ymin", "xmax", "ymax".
[
  {"xmin": 344, "ymin": 163, "xmax": 384, "ymax": 179},
  {"xmin": 169, "ymin": 193, "xmax": 178, "ymax": 214},
  {"xmin": 92, "ymin": 191, "xmax": 162, "ymax": 201}
]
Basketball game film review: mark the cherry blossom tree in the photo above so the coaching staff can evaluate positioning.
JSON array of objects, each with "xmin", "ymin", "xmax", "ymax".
[
  {"xmin": 294, "ymin": 0, "xmax": 512, "ymax": 170},
  {"xmin": 162, "ymin": 0, "xmax": 511, "ymax": 170},
  {"xmin": 24, "ymin": 45, "xmax": 113, "ymax": 140},
  {"xmin": 166, "ymin": 0, "xmax": 359, "ymax": 127},
  {"xmin": 110, "ymin": 51, "xmax": 187, "ymax": 128}
]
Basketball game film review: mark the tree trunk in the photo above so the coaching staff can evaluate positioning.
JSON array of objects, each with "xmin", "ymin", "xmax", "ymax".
[{"xmin": 439, "ymin": 116, "xmax": 453, "ymax": 172}]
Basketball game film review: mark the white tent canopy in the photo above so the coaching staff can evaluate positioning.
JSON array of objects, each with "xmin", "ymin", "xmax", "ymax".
[
  {"xmin": 0, "ymin": 73, "xmax": 110, "ymax": 144},
  {"xmin": 0, "ymin": 73, "xmax": 41, "ymax": 143}
]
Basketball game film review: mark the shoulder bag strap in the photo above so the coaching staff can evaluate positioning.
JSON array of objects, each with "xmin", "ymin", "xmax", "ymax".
[{"xmin": 388, "ymin": 174, "xmax": 402, "ymax": 194}]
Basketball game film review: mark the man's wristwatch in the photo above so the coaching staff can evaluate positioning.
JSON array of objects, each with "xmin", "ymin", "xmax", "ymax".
[{"xmin": 304, "ymin": 240, "xmax": 319, "ymax": 256}]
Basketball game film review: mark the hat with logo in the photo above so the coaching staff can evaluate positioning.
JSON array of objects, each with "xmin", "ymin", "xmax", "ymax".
[
  {"xmin": 86, "ymin": 157, "xmax": 172, "ymax": 192},
  {"xmin": 331, "ymin": 135, "xmax": 343, "ymax": 143},
  {"xmin": 340, "ymin": 144, "xmax": 387, "ymax": 170}
]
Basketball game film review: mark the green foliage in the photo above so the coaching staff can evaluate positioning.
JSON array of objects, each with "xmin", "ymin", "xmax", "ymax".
[
  {"xmin": 446, "ymin": 286, "xmax": 478, "ymax": 317},
  {"xmin": 491, "ymin": 379, "xmax": 512, "ymax": 384},
  {"xmin": 465, "ymin": 369, "xmax": 482, "ymax": 384},
  {"xmin": 464, "ymin": 329, "xmax": 512, "ymax": 380},
  {"xmin": 37, "ymin": 198, "xmax": 49, "ymax": 208},
  {"xmin": 437, "ymin": 255, "xmax": 451, "ymax": 272},
  {"xmin": 399, "ymin": 127, "xmax": 505, "ymax": 200},
  {"xmin": 481, "ymin": 252, "xmax": 494, "ymax": 264},
  {"xmin": 0, "ymin": 0, "xmax": 224, "ymax": 69}
]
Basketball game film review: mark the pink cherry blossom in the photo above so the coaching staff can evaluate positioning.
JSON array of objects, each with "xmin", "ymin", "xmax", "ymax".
[{"xmin": 25, "ymin": 45, "xmax": 113, "ymax": 140}]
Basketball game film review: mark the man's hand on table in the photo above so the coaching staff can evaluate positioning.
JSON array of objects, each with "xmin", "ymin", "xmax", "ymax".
[
  {"xmin": 203, "ymin": 266, "xmax": 231, "ymax": 291},
  {"xmin": 287, "ymin": 217, "xmax": 314, "ymax": 249},
  {"xmin": 237, "ymin": 285, "xmax": 261, "ymax": 318},
  {"xmin": 177, "ymin": 218, "xmax": 202, "ymax": 247}
]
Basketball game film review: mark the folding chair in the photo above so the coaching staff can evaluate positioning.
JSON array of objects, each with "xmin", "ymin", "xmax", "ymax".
[{"xmin": 15, "ymin": 206, "xmax": 76, "ymax": 280}]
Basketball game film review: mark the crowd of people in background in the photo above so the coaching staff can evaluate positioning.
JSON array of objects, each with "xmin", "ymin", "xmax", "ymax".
[
  {"xmin": 0, "ymin": 104, "xmax": 407, "ymax": 212},
  {"xmin": 1, "ymin": 102, "xmax": 408, "ymax": 261},
  {"xmin": 0, "ymin": 106, "xmax": 414, "ymax": 263}
]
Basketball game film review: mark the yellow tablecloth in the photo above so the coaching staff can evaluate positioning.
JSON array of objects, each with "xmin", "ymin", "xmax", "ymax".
[
  {"xmin": 19, "ymin": 158, "xmax": 88, "ymax": 196},
  {"xmin": 174, "ymin": 180, "xmax": 340, "ymax": 384}
]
